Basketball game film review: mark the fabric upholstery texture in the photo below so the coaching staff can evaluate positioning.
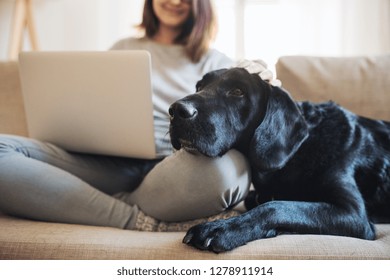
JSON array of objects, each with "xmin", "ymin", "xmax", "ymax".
[
  {"xmin": 276, "ymin": 55, "xmax": 390, "ymax": 121},
  {"xmin": 0, "ymin": 214, "xmax": 389, "ymax": 260},
  {"xmin": 0, "ymin": 62, "xmax": 27, "ymax": 136}
]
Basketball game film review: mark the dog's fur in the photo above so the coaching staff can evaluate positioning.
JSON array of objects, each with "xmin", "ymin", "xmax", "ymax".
[{"xmin": 168, "ymin": 67, "xmax": 390, "ymax": 253}]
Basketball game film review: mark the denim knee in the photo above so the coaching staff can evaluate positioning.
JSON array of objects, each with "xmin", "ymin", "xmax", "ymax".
[{"xmin": 0, "ymin": 134, "xmax": 26, "ymax": 158}]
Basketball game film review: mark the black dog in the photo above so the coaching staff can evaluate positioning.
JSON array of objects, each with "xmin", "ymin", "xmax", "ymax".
[{"xmin": 168, "ymin": 67, "xmax": 390, "ymax": 253}]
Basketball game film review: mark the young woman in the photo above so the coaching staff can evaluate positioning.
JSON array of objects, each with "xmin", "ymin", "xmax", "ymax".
[{"xmin": 0, "ymin": 0, "xmax": 251, "ymax": 229}]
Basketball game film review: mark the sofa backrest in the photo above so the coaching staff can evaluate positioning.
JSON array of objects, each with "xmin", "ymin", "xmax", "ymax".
[
  {"xmin": 1, "ymin": 56, "xmax": 389, "ymax": 138},
  {"xmin": 0, "ymin": 61, "xmax": 28, "ymax": 136},
  {"xmin": 276, "ymin": 55, "xmax": 390, "ymax": 121}
]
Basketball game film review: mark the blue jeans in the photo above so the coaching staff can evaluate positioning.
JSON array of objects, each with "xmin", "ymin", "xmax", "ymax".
[{"xmin": 0, "ymin": 134, "xmax": 250, "ymax": 229}]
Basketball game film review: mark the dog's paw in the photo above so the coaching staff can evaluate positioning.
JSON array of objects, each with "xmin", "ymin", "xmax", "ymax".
[{"xmin": 182, "ymin": 219, "xmax": 245, "ymax": 253}]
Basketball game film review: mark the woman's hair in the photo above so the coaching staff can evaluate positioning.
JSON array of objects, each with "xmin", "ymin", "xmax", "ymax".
[{"xmin": 139, "ymin": 0, "xmax": 217, "ymax": 63}]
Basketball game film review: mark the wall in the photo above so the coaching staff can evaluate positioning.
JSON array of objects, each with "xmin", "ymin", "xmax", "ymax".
[
  {"xmin": 1, "ymin": 0, "xmax": 389, "ymax": 63},
  {"xmin": 0, "ymin": 0, "xmax": 144, "ymax": 60}
]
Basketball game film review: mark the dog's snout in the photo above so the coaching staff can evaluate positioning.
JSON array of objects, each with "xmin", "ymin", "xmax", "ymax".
[{"xmin": 169, "ymin": 101, "xmax": 198, "ymax": 120}]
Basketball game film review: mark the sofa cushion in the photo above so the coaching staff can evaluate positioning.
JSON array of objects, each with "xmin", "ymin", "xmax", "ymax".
[
  {"xmin": 275, "ymin": 55, "xmax": 390, "ymax": 121},
  {"xmin": 0, "ymin": 62, "xmax": 28, "ymax": 136},
  {"xmin": 0, "ymin": 214, "xmax": 389, "ymax": 260}
]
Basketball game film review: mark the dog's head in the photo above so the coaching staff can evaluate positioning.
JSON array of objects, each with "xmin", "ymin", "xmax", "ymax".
[{"xmin": 169, "ymin": 67, "xmax": 308, "ymax": 171}]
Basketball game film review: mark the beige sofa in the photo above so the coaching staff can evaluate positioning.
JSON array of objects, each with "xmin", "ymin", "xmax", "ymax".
[{"xmin": 0, "ymin": 55, "xmax": 390, "ymax": 260}]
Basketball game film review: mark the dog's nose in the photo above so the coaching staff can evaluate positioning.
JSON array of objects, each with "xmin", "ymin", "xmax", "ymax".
[{"xmin": 169, "ymin": 101, "xmax": 198, "ymax": 120}]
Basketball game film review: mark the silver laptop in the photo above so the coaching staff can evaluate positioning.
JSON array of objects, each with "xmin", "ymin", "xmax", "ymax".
[{"xmin": 19, "ymin": 51, "xmax": 156, "ymax": 159}]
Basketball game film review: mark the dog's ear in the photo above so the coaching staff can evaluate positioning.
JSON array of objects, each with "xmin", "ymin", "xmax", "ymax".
[
  {"xmin": 250, "ymin": 86, "xmax": 308, "ymax": 171},
  {"xmin": 196, "ymin": 69, "xmax": 228, "ymax": 92}
]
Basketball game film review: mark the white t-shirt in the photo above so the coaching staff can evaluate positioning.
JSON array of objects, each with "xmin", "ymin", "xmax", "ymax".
[{"xmin": 110, "ymin": 37, "xmax": 233, "ymax": 157}]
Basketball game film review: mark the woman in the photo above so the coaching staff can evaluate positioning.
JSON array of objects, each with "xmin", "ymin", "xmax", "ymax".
[{"xmin": 0, "ymin": 0, "xmax": 250, "ymax": 230}]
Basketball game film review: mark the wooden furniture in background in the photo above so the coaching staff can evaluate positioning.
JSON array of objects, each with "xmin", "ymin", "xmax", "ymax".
[{"xmin": 8, "ymin": 0, "xmax": 39, "ymax": 60}]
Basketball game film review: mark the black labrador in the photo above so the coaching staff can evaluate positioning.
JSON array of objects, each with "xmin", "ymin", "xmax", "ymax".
[{"xmin": 168, "ymin": 67, "xmax": 390, "ymax": 253}]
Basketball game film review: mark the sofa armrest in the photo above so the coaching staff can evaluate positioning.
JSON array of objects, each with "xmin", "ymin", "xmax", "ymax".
[{"xmin": 0, "ymin": 61, "xmax": 28, "ymax": 136}]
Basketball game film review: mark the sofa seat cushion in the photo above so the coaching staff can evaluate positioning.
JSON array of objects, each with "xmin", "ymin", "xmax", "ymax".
[{"xmin": 0, "ymin": 214, "xmax": 389, "ymax": 259}]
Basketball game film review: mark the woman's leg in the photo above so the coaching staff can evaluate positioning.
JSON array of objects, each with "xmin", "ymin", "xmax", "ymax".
[
  {"xmin": 0, "ymin": 134, "xmax": 159, "ymax": 229},
  {"xmin": 115, "ymin": 149, "xmax": 251, "ymax": 222}
]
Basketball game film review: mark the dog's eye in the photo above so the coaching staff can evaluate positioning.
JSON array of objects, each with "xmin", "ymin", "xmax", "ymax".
[
  {"xmin": 228, "ymin": 89, "xmax": 244, "ymax": 97},
  {"xmin": 195, "ymin": 81, "xmax": 204, "ymax": 92}
]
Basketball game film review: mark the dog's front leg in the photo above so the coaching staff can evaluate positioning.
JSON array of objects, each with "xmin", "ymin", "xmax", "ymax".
[{"xmin": 183, "ymin": 200, "xmax": 375, "ymax": 253}]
